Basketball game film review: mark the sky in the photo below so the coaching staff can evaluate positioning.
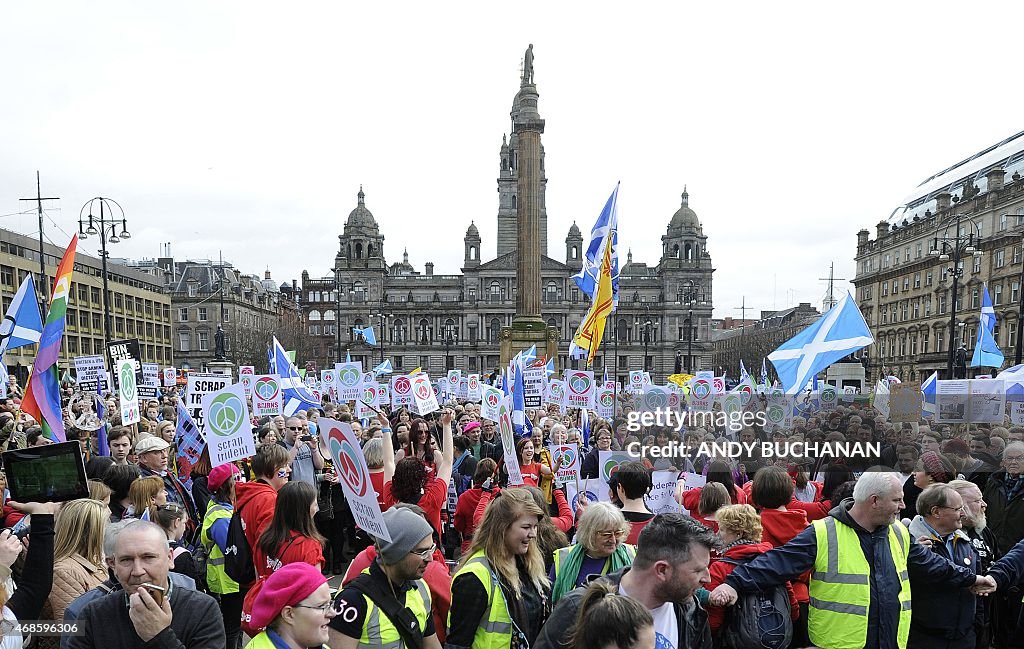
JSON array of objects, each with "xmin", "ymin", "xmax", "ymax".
[{"xmin": 3, "ymin": 2, "xmax": 1024, "ymax": 322}]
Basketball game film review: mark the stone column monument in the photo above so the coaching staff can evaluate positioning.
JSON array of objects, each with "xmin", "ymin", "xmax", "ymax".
[{"xmin": 501, "ymin": 45, "xmax": 560, "ymax": 370}]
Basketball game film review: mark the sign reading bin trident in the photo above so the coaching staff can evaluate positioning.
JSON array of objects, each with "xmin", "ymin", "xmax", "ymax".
[
  {"xmin": 318, "ymin": 418, "xmax": 390, "ymax": 541},
  {"xmin": 201, "ymin": 383, "xmax": 257, "ymax": 468}
]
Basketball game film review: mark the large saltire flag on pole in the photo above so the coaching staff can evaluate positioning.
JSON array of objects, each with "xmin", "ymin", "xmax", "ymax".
[
  {"xmin": 767, "ymin": 292, "xmax": 873, "ymax": 395},
  {"xmin": 272, "ymin": 336, "xmax": 321, "ymax": 416},
  {"xmin": 970, "ymin": 283, "xmax": 1004, "ymax": 368},
  {"xmin": 570, "ymin": 225, "xmax": 614, "ymax": 367},
  {"xmin": 0, "ymin": 275, "xmax": 44, "ymax": 355},
  {"xmin": 22, "ymin": 235, "xmax": 78, "ymax": 442},
  {"xmin": 573, "ymin": 184, "xmax": 620, "ymax": 306}
]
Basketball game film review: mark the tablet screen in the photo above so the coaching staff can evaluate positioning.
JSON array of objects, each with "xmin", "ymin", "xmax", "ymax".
[{"xmin": 2, "ymin": 441, "xmax": 90, "ymax": 503}]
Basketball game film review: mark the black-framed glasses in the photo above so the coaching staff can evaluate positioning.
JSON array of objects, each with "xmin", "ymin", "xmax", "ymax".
[{"xmin": 287, "ymin": 426, "xmax": 302, "ymax": 431}]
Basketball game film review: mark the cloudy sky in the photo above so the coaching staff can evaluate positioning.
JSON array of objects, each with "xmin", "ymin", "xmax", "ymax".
[{"xmin": 2, "ymin": 2, "xmax": 1023, "ymax": 322}]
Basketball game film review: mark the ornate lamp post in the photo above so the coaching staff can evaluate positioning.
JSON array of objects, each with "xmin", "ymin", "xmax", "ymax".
[
  {"xmin": 679, "ymin": 279, "xmax": 708, "ymax": 373},
  {"xmin": 929, "ymin": 214, "xmax": 982, "ymax": 377},
  {"xmin": 442, "ymin": 322, "xmax": 459, "ymax": 369},
  {"xmin": 78, "ymin": 198, "xmax": 130, "ymax": 345}
]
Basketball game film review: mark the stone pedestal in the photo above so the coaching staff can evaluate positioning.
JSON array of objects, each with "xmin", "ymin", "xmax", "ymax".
[
  {"xmin": 207, "ymin": 361, "xmax": 235, "ymax": 381},
  {"xmin": 500, "ymin": 323, "xmax": 559, "ymax": 372}
]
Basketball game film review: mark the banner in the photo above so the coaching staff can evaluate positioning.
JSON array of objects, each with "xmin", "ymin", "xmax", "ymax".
[
  {"xmin": 497, "ymin": 396, "xmax": 523, "ymax": 485},
  {"xmin": 548, "ymin": 443, "xmax": 580, "ymax": 485},
  {"xmin": 523, "ymin": 367, "xmax": 546, "ymax": 409},
  {"xmin": 186, "ymin": 373, "xmax": 231, "ymax": 432},
  {"xmin": 201, "ymin": 383, "xmax": 256, "ymax": 468},
  {"xmin": 467, "ymin": 374, "xmax": 481, "ymax": 402},
  {"xmin": 319, "ymin": 418, "xmax": 391, "ymax": 541},
  {"xmin": 239, "ymin": 366, "xmax": 256, "ymax": 396},
  {"xmin": 336, "ymin": 362, "xmax": 364, "ymax": 401},
  {"xmin": 163, "ymin": 367, "xmax": 177, "ymax": 388},
  {"xmin": 74, "ymin": 355, "xmax": 109, "ymax": 393},
  {"xmin": 391, "ymin": 374, "xmax": 415, "ymax": 408},
  {"xmin": 598, "ymin": 450, "xmax": 633, "ymax": 482},
  {"xmin": 411, "ymin": 373, "xmax": 439, "ymax": 416},
  {"xmin": 646, "ymin": 470, "xmax": 682, "ymax": 514},
  {"xmin": 251, "ymin": 374, "xmax": 284, "ymax": 417},
  {"xmin": 117, "ymin": 358, "xmax": 140, "ymax": 425},
  {"xmin": 563, "ymin": 370, "xmax": 596, "ymax": 410}
]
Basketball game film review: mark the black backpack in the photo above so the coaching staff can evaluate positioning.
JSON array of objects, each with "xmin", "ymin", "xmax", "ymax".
[
  {"xmin": 719, "ymin": 555, "xmax": 793, "ymax": 649},
  {"xmin": 224, "ymin": 504, "xmax": 255, "ymax": 585}
]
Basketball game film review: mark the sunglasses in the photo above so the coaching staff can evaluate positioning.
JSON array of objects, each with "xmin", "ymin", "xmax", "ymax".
[{"xmin": 287, "ymin": 426, "xmax": 303, "ymax": 431}]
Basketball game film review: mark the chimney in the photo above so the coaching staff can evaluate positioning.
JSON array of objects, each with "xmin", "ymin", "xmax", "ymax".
[
  {"xmin": 986, "ymin": 167, "xmax": 1006, "ymax": 192},
  {"xmin": 876, "ymin": 221, "xmax": 889, "ymax": 239},
  {"xmin": 857, "ymin": 229, "xmax": 870, "ymax": 247},
  {"xmin": 935, "ymin": 192, "xmax": 951, "ymax": 211},
  {"xmin": 425, "ymin": 262, "xmax": 434, "ymax": 276}
]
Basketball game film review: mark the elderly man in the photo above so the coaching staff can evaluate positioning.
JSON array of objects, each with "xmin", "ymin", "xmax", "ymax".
[
  {"xmin": 950, "ymin": 479, "xmax": 999, "ymax": 649},
  {"xmin": 710, "ymin": 472, "xmax": 993, "ymax": 649},
  {"xmin": 135, "ymin": 436, "xmax": 197, "ymax": 525},
  {"xmin": 907, "ymin": 483, "xmax": 980, "ymax": 648},
  {"xmin": 68, "ymin": 520, "xmax": 224, "ymax": 649},
  {"xmin": 983, "ymin": 440, "xmax": 1024, "ymax": 647}
]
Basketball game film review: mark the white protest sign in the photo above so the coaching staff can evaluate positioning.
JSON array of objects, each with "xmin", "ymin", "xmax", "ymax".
[
  {"xmin": 688, "ymin": 371, "xmax": 714, "ymax": 412},
  {"xmin": 497, "ymin": 396, "xmax": 524, "ymax": 485},
  {"xmin": 163, "ymin": 367, "xmax": 177, "ymax": 388},
  {"xmin": 481, "ymin": 385, "xmax": 503, "ymax": 421},
  {"xmin": 646, "ymin": 470, "xmax": 683, "ymax": 514},
  {"xmin": 563, "ymin": 370, "xmax": 596, "ymax": 410},
  {"xmin": 467, "ymin": 374, "xmax": 481, "ymax": 402},
  {"xmin": 391, "ymin": 374, "xmax": 415, "ymax": 407},
  {"xmin": 598, "ymin": 450, "xmax": 634, "ymax": 482},
  {"xmin": 447, "ymin": 370, "xmax": 461, "ymax": 389},
  {"xmin": 237, "ymin": 366, "xmax": 255, "ymax": 396},
  {"xmin": 186, "ymin": 374, "xmax": 232, "ymax": 432},
  {"xmin": 1011, "ymin": 402, "xmax": 1024, "ymax": 425},
  {"xmin": 522, "ymin": 367, "xmax": 546, "ymax": 409},
  {"xmin": 548, "ymin": 443, "xmax": 581, "ymax": 485},
  {"xmin": 376, "ymin": 383, "xmax": 390, "ymax": 406},
  {"xmin": 117, "ymin": 358, "xmax": 140, "ymax": 425},
  {"xmin": 355, "ymin": 382, "xmax": 380, "ymax": 419},
  {"xmin": 628, "ymin": 370, "xmax": 644, "ymax": 393},
  {"xmin": 336, "ymin": 362, "xmax": 364, "ymax": 401},
  {"xmin": 318, "ymin": 418, "xmax": 390, "ymax": 542},
  {"xmin": 596, "ymin": 384, "xmax": 615, "ymax": 419},
  {"xmin": 74, "ymin": 355, "xmax": 109, "ymax": 392},
  {"xmin": 251, "ymin": 374, "xmax": 284, "ymax": 417},
  {"xmin": 201, "ymin": 383, "xmax": 256, "ymax": 468},
  {"xmin": 456, "ymin": 377, "xmax": 470, "ymax": 400},
  {"xmin": 411, "ymin": 373, "xmax": 439, "ymax": 416},
  {"xmin": 546, "ymin": 379, "xmax": 567, "ymax": 413}
]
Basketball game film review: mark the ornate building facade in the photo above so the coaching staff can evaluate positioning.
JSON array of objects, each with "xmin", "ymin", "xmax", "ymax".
[
  {"xmin": 292, "ymin": 54, "xmax": 716, "ymax": 385},
  {"xmin": 853, "ymin": 130, "xmax": 1024, "ymax": 381}
]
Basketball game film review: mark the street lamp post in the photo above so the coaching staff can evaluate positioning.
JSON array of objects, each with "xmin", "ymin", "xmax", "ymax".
[
  {"xmin": 929, "ymin": 213, "xmax": 982, "ymax": 377},
  {"xmin": 78, "ymin": 198, "xmax": 130, "ymax": 346},
  {"xmin": 371, "ymin": 307, "xmax": 391, "ymax": 363},
  {"xmin": 633, "ymin": 311, "xmax": 658, "ymax": 377},
  {"xmin": 679, "ymin": 279, "xmax": 707, "ymax": 374},
  {"xmin": 332, "ymin": 269, "xmax": 343, "ymax": 364},
  {"xmin": 442, "ymin": 323, "xmax": 459, "ymax": 369},
  {"xmin": 1015, "ymin": 228, "xmax": 1024, "ymax": 365}
]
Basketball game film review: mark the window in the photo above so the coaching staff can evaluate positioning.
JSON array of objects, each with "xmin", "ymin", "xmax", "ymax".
[
  {"xmin": 78, "ymin": 285, "xmax": 88, "ymax": 303},
  {"xmin": 997, "ymin": 250, "xmax": 1006, "ymax": 268},
  {"xmin": 198, "ymin": 331, "xmax": 209, "ymax": 351},
  {"xmin": 1014, "ymin": 281, "xmax": 1020, "ymax": 305},
  {"xmin": 924, "ymin": 297, "xmax": 931, "ymax": 316},
  {"xmin": 926, "ymin": 271, "xmax": 933, "ymax": 286},
  {"xmin": 188, "ymin": 283, "xmax": 197, "ymax": 298},
  {"xmin": 939, "ymin": 293, "xmax": 947, "ymax": 314},
  {"xmin": 1000, "ymin": 213, "xmax": 1009, "ymax": 231},
  {"xmin": 995, "ymin": 284, "xmax": 1003, "ymax": 306},
  {"xmin": 881, "ymin": 283, "xmax": 889, "ymax": 297},
  {"xmin": 973, "ymin": 256, "xmax": 982, "ymax": 274},
  {"xmin": 308, "ymin": 310, "xmax": 321, "ymax": 321},
  {"xmin": 913, "ymin": 300, "xmax": 920, "ymax": 318},
  {"xmin": 910, "ymin": 335, "xmax": 917, "ymax": 355},
  {"xmin": 91, "ymin": 287, "xmax": 100, "ymax": 303},
  {"xmin": 936, "ymin": 329, "xmax": 945, "ymax": 354},
  {"xmin": 179, "ymin": 308, "xmax": 188, "ymax": 322},
  {"xmin": 198, "ymin": 307, "xmax": 207, "ymax": 321},
  {"xmin": 489, "ymin": 318, "xmax": 502, "ymax": 344},
  {"xmin": 880, "ymin": 308, "xmax": 887, "ymax": 324},
  {"xmin": 884, "ymin": 254, "xmax": 891, "ymax": 268},
  {"xmin": 178, "ymin": 331, "xmax": 191, "ymax": 352},
  {"xmin": 902, "ymin": 277, "xmax": 909, "ymax": 291},
  {"xmin": 1015, "ymin": 246, "xmax": 1022, "ymax": 264},
  {"xmin": 901, "ymin": 301, "xmax": 908, "ymax": 321},
  {"xmin": 923, "ymin": 332, "xmax": 930, "ymax": 354},
  {"xmin": 914, "ymin": 273, "xmax": 921, "ymax": 289},
  {"xmin": 1011, "ymin": 323, "xmax": 1018, "ymax": 350},
  {"xmin": 892, "ymin": 280, "xmax": 898, "ymax": 295},
  {"xmin": 223, "ymin": 308, "xmax": 230, "ymax": 322},
  {"xmin": 905, "ymin": 247, "xmax": 911, "ymax": 262},
  {"xmin": 972, "ymin": 288, "xmax": 980, "ymax": 309},
  {"xmin": 916, "ymin": 243, "xmax": 923, "ymax": 259}
]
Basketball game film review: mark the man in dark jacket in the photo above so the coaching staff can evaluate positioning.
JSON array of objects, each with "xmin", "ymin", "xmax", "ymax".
[
  {"xmin": 949, "ymin": 479, "xmax": 1000, "ymax": 649},
  {"xmin": 535, "ymin": 513, "xmax": 718, "ymax": 649},
  {"xmin": 983, "ymin": 441, "xmax": 1024, "ymax": 648},
  {"xmin": 710, "ymin": 472, "xmax": 991, "ymax": 649},
  {"xmin": 68, "ymin": 520, "xmax": 224, "ymax": 649}
]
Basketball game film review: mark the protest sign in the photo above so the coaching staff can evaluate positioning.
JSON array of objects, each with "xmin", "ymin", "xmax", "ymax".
[
  {"xmin": 563, "ymin": 370, "xmax": 595, "ymax": 410},
  {"xmin": 467, "ymin": 374, "xmax": 481, "ymax": 402},
  {"xmin": 239, "ymin": 366, "xmax": 256, "ymax": 396},
  {"xmin": 336, "ymin": 362, "xmax": 364, "ymax": 401},
  {"xmin": 107, "ymin": 338, "xmax": 143, "ymax": 390},
  {"xmin": 497, "ymin": 396, "xmax": 523, "ymax": 485},
  {"xmin": 251, "ymin": 374, "xmax": 284, "ymax": 416},
  {"xmin": 447, "ymin": 369, "xmax": 461, "ymax": 389},
  {"xmin": 548, "ymin": 443, "xmax": 580, "ymax": 485},
  {"xmin": 598, "ymin": 450, "xmax": 633, "ymax": 482},
  {"xmin": 523, "ymin": 367, "xmax": 545, "ymax": 409},
  {"xmin": 411, "ymin": 373, "xmax": 439, "ymax": 416},
  {"xmin": 646, "ymin": 470, "xmax": 682, "ymax": 514},
  {"xmin": 318, "ymin": 418, "xmax": 390, "ymax": 540},
  {"xmin": 628, "ymin": 370, "xmax": 644, "ymax": 393},
  {"xmin": 596, "ymin": 384, "xmax": 615, "ymax": 419},
  {"xmin": 355, "ymin": 382, "xmax": 380, "ymax": 419},
  {"xmin": 391, "ymin": 374, "xmax": 414, "ymax": 408},
  {"xmin": 481, "ymin": 385, "xmax": 502, "ymax": 421},
  {"xmin": 186, "ymin": 373, "xmax": 231, "ymax": 432},
  {"xmin": 117, "ymin": 358, "xmax": 140, "ymax": 425},
  {"xmin": 674, "ymin": 472, "xmax": 707, "ymax": 514},
  {"xmin": 163, "ymin": 367, "xmax": 177, "ymax": 387},
  {"xmin": 889, "ymin": 381, "xmax": 921, "ymax": 423},
  {"xmin": 688, "ymin": 371, "xmax": 714, "ymax": 411},
  {"xmin": 546, "ymin": 379, "xmax": 567, "ymax": 413},
  {"xmin": 74, "ymin": 355, "xmax": 109, "ymax": 392},
  {"xmin": 201, "ymin": 383, "xmax": 256, "ymax": 468}
]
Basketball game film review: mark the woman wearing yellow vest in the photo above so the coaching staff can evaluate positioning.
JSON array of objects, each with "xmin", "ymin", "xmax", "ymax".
[
  {"xmin": 201, "ymin": 463, "xmax": 243, "ymax": 649},
  {"xmin": 447, "ymin": 488, "xmax": 552, "ymax": 649},
  {"xmin": 245, "ymin": 562, "xmax": 335, "ymax": 649}
]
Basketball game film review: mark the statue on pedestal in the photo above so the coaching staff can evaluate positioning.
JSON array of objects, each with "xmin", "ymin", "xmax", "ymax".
[
  {"xmin": 215, "ymin": 325, "xmax": 226, "ymax": 361},
  {"xmin": 522, "ymin": 44, "xmax": 534, "ymax": 85},
  {"xmin": 954, "ymin": 343, "xmax": 968, "ymax": 379}
]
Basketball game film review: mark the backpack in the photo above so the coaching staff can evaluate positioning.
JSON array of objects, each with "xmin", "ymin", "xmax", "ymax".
[
  {"xmin": 719, "ymin": 555, "xmax": 792, "ymax": 649},
  {"xmin": 224, "ymin": 504, "xmax": 256, "ymax": 585}
]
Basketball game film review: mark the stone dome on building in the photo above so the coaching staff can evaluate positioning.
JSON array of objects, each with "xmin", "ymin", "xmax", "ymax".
[
  {"xmin": 567, "ymin": 221, "xmax": 580, "ymax": 237},
  {"xmin": 668, "ymin": 187, "xmax": 702, "ymax": 232},
  {"xmin": 345, "ymin": 186, "xmax": 379, "ymax": 232},
  {"xmin": 466, "ymin": 221, "xmax": 479, "ymax": 237}
]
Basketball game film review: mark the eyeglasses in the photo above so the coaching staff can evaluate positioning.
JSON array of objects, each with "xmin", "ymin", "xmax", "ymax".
[
  {"xmin": 294, "ymin": 602, "xmax": 334, "ymax": 613},
  {"xmin": 410, "ymin": 543, "xmax": 436, "ymax": 560},
  {"xmin": 1005, "ymin": 455, "xmax": 1024, "ymax": 463},
  {"xmin": 937, "ymin": 505, "xmax": 967, "ymax": 513},
  {"xmin": 596, "ymin": 530, "xmax": 627, "ymax": 540},
  {"xmin": 287, "ymin": 426, "xmax": 302, "ymax": 431}
]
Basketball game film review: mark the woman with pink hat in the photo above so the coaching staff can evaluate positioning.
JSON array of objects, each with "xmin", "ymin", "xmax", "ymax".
[{"xmin": 244, "ymin": 562, "xmax": 335, "ymax": 649}]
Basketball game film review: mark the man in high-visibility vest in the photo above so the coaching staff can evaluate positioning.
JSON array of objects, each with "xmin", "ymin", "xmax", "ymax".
[{"xmin": 709, "ymin": 472, "xmax": 995, "ymax": 649}]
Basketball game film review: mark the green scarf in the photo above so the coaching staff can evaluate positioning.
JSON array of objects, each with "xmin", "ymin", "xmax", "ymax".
[{"xmin": 551, "ymin": 542, "xmax": 634, "ymax": 603}]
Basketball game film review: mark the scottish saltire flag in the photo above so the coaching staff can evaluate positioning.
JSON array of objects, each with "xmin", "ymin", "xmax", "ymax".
[
  {"xmin": 580, "ymin": 406, "xmax": 591, "ymax": 447},
  {"xmin": 521, "ymin": 345, "xmax": 537, "ymax": 366},
  {"xmin": 353, "ymin": 326, "xmax": 377, "ymax": 346},
  {"xmin": 739, "ymin": 360, "xmax": 749, "ymax": 382},
  {"xmin": 272, "ymin": 336, "xmax": 321, "ymax": 415},
  {"xmin": 971, "ymin": 283, "xmax": 1004, "ymax": 368},
  {"xmin": 571, "ymin": 229, "xmax": 614, "ymax": 366},
  {"xmin": 767, "ymin": 292, "xmax": 873, "ymax": 395},
  {"xmin": 175, "ymin": 397, "xmax": 206, "ymax": 491},
  {"xmin": 545, "ymin": 357, "xmax": 556, "ymax": 378},
  {"xmin": 512, "ymin": 358, "xmax": 527, "ymax": 436},
  {"xmin": 95, "ymin": 379, "xmax": 109, "ymax": 456},
  {"xmin": 760, "ymin": 358, "xmax": 769, "ymax": 387},
  {"xmin": 573, "ymin": 183, "xmax": 620, "ymax": 306},
  {"xmin": 372, "ymin": 359, "xmax": 393, "ymax": 376},
  {"xmin": 0, "ymin": 275, "xmax": 43, "ymax": 356},
  {"xmin": 345, "ymin": 350, "xmax": 351, "ymax": 363},
  {"xmin": 921, "ymin": 371, "xmax": 938, "ymax": 417},
  {"xmin": 602, "ymin": 367, "xmax": 609, "ymax": 386},
  {"xmin": 22, "ymin": 236, "xmax": 78, "ymax": 442},
  {"xmin": 267, "ymin": 344, "xmax": 275, "ymax": 374}
]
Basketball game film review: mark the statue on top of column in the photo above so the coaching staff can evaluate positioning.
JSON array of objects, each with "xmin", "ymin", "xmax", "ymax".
[{"xmin": 522, "ymin": 44, "xmax": 534, "ymax": 85}]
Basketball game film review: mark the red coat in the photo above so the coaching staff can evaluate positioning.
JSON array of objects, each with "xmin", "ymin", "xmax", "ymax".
[
  {"xmin": 342, "ymin": 545, "xmax": 451, "ymax": 643},
  {"xmin": 234, "ymin": 480, "xmax": 278, "ymax": 584},
  {"xmin": 788, "ymin": 497, "xmax": 831, "ymax": 522},
  {"xmin": 707, "ymin": 541, "xmax": 799, "ymax": 633},
  {"xmin": 454, "ymin": 488, "xmax": 485, "ymax": 553},
  {"xmin": 759, "ymin": 507, "xmax": 811, "ymax": 602}
]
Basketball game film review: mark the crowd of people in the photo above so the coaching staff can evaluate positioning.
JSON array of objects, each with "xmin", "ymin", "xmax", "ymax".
[{"xmin": 4, "ymin": 378, "xmax": 1024, "ymax": 648}]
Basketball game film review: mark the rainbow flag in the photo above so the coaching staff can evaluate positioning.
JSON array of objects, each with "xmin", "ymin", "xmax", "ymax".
[{"xmin": 22, "ymin": 235, "xmax": 78, "ymax": 442}]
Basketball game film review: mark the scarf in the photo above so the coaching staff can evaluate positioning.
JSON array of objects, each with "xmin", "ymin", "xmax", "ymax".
[{"xmin": 551, "ymin": 542, "xmax": 634, "ymax": 602}]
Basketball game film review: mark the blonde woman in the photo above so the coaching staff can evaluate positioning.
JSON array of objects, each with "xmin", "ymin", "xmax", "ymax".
[
  {"xmin": 40, "ymin": 499, "xmax": 108, "ymax": 648},
  {"xmin": 447, "ymin": 488, "xmax": 551, "ymax": 648},
  {"xmin": 550, "ymin": 501, "xmax": 635, "ymax": 603},
  {"xmin": 126, "ymin": 476, "xmax": 167, "ymax": 519}
]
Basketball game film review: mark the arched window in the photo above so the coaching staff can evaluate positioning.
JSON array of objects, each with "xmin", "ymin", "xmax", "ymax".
[
  {"xmin": 673, "ymin": 244, "xmax": 680, "ymax": 258},
  {"xmin": 308, "ymin": 311, "xmax": 321, "ymax": 321},
  {"xmin": 546, "ymin": 281, "xmax": 558, "ymax": 302},
  {"xmin": 470, "ymin": 246, "xmax": 477, "ymax": 260},
  {"xmin": 511, "ymin": 195, "xmax": 517, "ymax": 209},
  {"xmin": 323, "ymin": 310, "xmax": 335, "ymax": 320},
  {"xmin": 617, "ymin": 319, "xmax": 629, "ymax": 343},
  {"xmin": 444, "ymin": 318, "xmax": 457, "ymax": 341},
  {"xmin": 355, "ymin": 242, "xmax": 363, "ymax": 259},
  {"xmin": 419, "ymin": 318, "xmax": 430, "ymax": 343},
  {"xmin": 352, "ymin": 318, "xmax": 364, "ymax": 341},
  {"xmin": 393, "ymin": 318, "xmax": 405, "ymax": 343},
  {"xmin": 367, "ymin": 244, "xmax": 374, "ymax": 258},
  {"xmin": 489, "ymin": 318, "xmax": 502, "ymax": 343},
  {"xmin": 685, "ymin": 243, "xmax": 692, "ymax": 261},
  {"xmin": 490, "ymin": 281, "xmax": 502, "ymax": 299},
  {"xmin": 572, "ymin": 245, "xmax": 579, "ymax": 259}
]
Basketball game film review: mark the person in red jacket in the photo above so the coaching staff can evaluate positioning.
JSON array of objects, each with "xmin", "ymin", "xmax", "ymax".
[
  {"xmin": 750, "ymin": 465, "xmax": 811, "ymax": 648},
  {"xmin": 454, "ymin": 458, "xmax": 497, "ymax": 553},
  {"xmin": 233, "ymin": 443, "xmax": 292, "ymax": 587},
  {"xmin": 706, "ymin": 504, "xmax": 799, "ymax": 635}
]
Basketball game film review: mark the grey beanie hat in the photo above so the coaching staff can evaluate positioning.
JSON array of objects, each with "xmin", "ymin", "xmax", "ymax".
[{"xmin": 375, "ymin": 507, "xmax": 434, "ymax": 565}]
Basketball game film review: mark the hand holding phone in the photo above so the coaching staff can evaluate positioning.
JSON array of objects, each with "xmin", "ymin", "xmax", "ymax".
[{"xmin": 140, "ymin": 582, "xmax": 166, "ymax": 606}]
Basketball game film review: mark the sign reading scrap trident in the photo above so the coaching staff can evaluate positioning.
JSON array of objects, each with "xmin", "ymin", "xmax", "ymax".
[{"xmin": 318, "ymin": 418, "xmax": 391, "ymax": 541}]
